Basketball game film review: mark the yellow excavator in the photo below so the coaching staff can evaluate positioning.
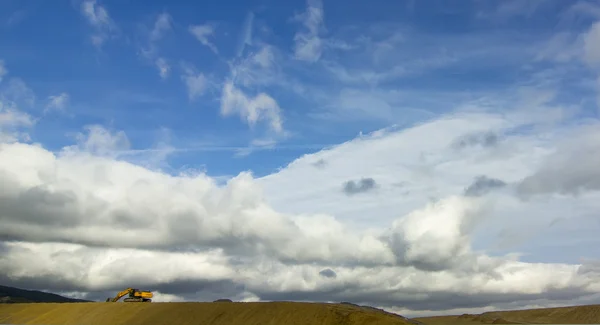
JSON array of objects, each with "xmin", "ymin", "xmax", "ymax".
[{"xmin": 106, "ymin": 288, "xmax": 153, "ymax": 302}]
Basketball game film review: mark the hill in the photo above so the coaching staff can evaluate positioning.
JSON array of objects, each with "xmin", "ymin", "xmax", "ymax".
[
  {"xmin": 0, "ymin": 285, "xmax": 89, "ymax": 304},
  {"xmin": 0, "ymin": 301, "xmax": 419, "ymax": 325},
  {"xmin": 4, "ymin": 284, "xmax": 600, "ymax": 325},
  {"xmin": 414, "ymin": 304, "xmax": 600, "ymax": 324}
]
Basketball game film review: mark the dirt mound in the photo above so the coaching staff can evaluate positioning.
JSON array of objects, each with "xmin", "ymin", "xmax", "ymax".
[
  {"xmin": 414, "ymin": 303, "xmax": 600, "ymax": 324},
  {"xmin": 490, "ymin": 318, "xmax": 518, "ymax": 324},
  {"xmin": 0, "ymin": 301, "xmax": 414, "ymax": 325},
  {"xmin": 457, "ymin": 313, "xmax": 474, "ymax": 319}
]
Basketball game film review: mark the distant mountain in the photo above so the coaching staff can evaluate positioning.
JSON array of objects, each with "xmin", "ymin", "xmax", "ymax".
[{"xmin": 0, "ymin": 285, "xmax": 90, "ymax": 303}]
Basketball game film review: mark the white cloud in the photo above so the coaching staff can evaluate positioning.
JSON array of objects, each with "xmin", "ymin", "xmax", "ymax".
[
  {"xmin": 181, "ymin": 67, "xmax": 207, "ymax": 101},
  {"xmin": 138, "ymin": 13, "xmax": 173, "ymax": 79},
  {"xmin": 182, "ymin": 74, "xmax": 207, "ymax": 100},
  {"xmin": 80, "ymin": 0, "xmax": 115, "ymax": 47},
  {"xmin": 2, "ymin": 78, "xmax": 35, "ymax": 107},
  {"xmin": 220, "ymin": 81, "xmax": 283, "ymax": 134},
  {"xmin": 292, "ymin": 0, "xmax": 324, "ymax": 62},
  {"xmin": 0, "ymin": 106, "xmax": 32, "ymax": 129},
  {"xmin": 258, "ymin": 111, "xmax": 527, "ymax": 228},
  {"xmin": 0, "ymin": 81, "xmax": 34, "ymax": 143},
  {"xmin": 150, "ymin": 13, "xmax": 171, "ymax": 42},
  {"xmin": 45, "ymin": 92, "xmax": 69, "ymax": 113},
  {"xmin": 0, "ymin": 102, "xmax": 34, "ymax": 143},
  {"xmin": 61, "ymin": 125, "xmax": 129, "ymax": 157},
  {"xmin": 252, "ymin": 46, "xmax": 275, "ymax": 69},
  {"xmin": 81, "ymin": 0, "xmax": 110, "ymax": 27},
  {"xmin": 189, "ymin": 24, "xmax": 218, "ymax": 54},
  {"xmin": 516, "ymin": 120, "xmax": 600, "ymax": 196},
  {"xmin": 229, "ymin": 45, "xmax": 281, "ymax": 88},
  {"xmin": 155, "ymin": 58, "xmax": 170, "ymax": 79}
]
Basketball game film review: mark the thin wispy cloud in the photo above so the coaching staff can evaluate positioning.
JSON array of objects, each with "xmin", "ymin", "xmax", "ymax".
[
  {"xmin": 181, "ymin": 66, "xmax": 207, "ymax": 100},
  {"xmin": 80, "ymin": 0, "xmax": 115, "ymax": 47},
  {"xmin": 150, "ymin": 12, "xmax": 172, "ymax": 42},
  {"xmin": 292, "ymin": 0, "xmax": 324, "ymax": 62},
  {"xmin": 155, "ymin": 58, "xmax": 170, "ymax": 79},
  {"xmin": 237, "ymin": 12, "xmax": 254, "ymax": 57},
  {"xmin": 45, "ymin": 92, "xmax": 69, "ymax": 113},
  {"xmin": 189, "ymin": 23, "xmax": 218, "ymax": 54}
]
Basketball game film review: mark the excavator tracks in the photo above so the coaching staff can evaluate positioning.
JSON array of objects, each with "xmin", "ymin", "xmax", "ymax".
[{"xmin": 123, "ymin": 298, "xmax": 152, "ymax": 302}]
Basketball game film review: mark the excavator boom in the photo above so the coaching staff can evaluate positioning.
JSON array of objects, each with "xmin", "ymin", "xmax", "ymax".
[{"xmin": 106, "ymin": 288, "xmax": 153, "ymax": 302}]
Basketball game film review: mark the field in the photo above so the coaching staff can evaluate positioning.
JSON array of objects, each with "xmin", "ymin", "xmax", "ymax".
[
  {"xmin": 4, "ymin": 301, "xmax": 600, "ymax": 324},
  {"xmin": 0, "ymin": 301, "xmax": 418, "ymax": 325}
]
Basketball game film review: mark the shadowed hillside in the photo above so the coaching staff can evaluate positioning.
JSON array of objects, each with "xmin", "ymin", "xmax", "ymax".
[
  {"xmin": 0, "ymin": 285, "xmax": 89, "ymax": 304},
  {"xmin": 0, "ymin": 301, "xmax": 418, "ymax": 325},
  {"xmin": 414, "ymin": 304, "xmax": 600, "ymax": 324}
]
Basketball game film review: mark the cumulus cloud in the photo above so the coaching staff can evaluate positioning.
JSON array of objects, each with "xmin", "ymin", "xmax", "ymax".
[
  {"xmin": 292, "ymin": 0, "xmax": 324, "ymax": 62},
  {"xmin": 62, "ymin": 124, "xmax": 131, "ymax": 157},
  {"xmin": 0, "ymin": 141, "xmax": 393, "ymax": 266},
  {"xmin": 2, "ymin": 106, "xmax": 600, "ymax": 314},
  {"xmin": 189, "ymin": 23, "xmax": 218, "ymax": 54}
]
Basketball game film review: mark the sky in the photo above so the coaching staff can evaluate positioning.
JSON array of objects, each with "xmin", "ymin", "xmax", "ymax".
[{"xmin": 2, "ymin": 0, "xmax": 600, "ymax": 318}]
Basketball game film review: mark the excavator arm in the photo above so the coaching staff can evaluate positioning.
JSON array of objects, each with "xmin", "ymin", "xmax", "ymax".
[
  {"xmin": 106, "ymin": 288, "xmax": 133, "ymax": 302},
  {"xmin": 106, "ymin": 288, "xmax": 153, "ymax": 302}
]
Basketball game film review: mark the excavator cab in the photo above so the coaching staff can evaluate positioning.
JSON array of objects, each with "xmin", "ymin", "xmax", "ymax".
[{"xmin": 106, "ymin": 288, "xmax": 153, "ymax": 302}]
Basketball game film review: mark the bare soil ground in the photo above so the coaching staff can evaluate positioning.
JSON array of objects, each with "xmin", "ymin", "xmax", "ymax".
[
  {"xmin": 414, "ymin": 304, "xmax": 600, "ymax": 324},
  {"xmin": 0, "ymin": 301, "xmax": 416, "ymax": 325}
]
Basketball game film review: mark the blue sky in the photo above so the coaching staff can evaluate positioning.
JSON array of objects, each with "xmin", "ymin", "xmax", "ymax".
[{"xmin": 2, "ymin": 0, "xmax": 599, "ymax": 178}]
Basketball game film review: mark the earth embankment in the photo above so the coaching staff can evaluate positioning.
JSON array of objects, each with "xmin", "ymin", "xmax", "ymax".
[
  {"xmin": 0, "ymin": 301, "xmax": 416, "ymax": 325},
  {"xmin": 414, "ymin": 303, "xmax": 600, "ymax": 324}
]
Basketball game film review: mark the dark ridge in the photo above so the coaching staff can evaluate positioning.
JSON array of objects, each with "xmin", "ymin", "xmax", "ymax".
[{"xmin": 0, "ymin": 284, "xmax": 90, "ymax": 303}]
